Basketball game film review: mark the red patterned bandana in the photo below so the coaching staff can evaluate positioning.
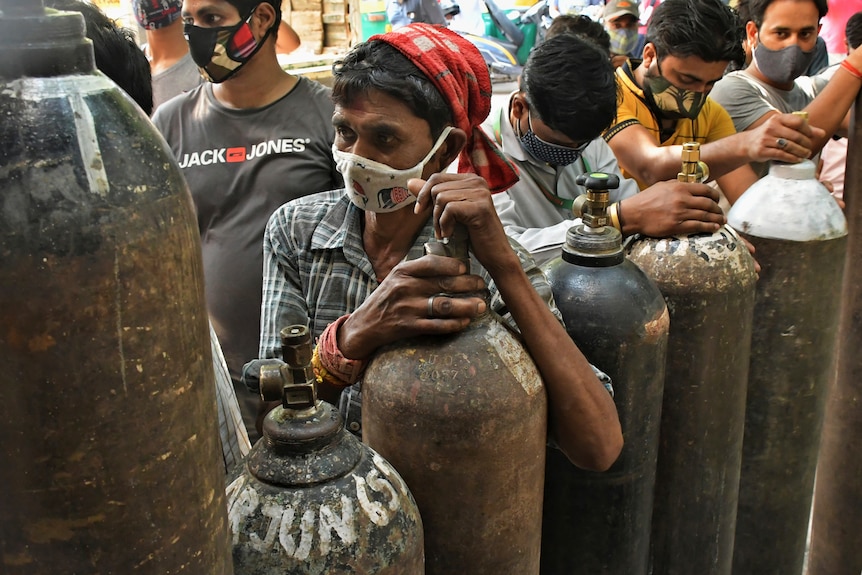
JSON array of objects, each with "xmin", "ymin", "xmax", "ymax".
[{"xmin": 370, "ymin": 23, "xmax": 520, "ymax": 193}]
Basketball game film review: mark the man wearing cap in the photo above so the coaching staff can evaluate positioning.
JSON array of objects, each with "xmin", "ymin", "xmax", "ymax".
[
  {"xmin": 133, "ymin": 0, "xmax": 202, "ymax": 110},
  {"xmin": 257, "ymin": 23, "xmax": 623, "ymax": 471},
  {"xmin": 603, "ymin": 0, "xmax": 639, "ymax": 68},
  {"xmin": 152, "ymin": 0, "xmax": 340, "ymax": 443}
]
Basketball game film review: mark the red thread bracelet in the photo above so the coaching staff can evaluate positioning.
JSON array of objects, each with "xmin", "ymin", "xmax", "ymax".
[{"xmin": 841, "ymin": 59, "xmax": 862, "ymax": 80}]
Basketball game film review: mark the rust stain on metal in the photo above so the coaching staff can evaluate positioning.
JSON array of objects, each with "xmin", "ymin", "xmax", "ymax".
[
  {"xmin": 644, "ymin": 306, "xmax": 670, "ymax": 341},
  {"xmin": 25, "ymin": 515, "xmax": 107, "ymax": 543},
  {"xmin": 26, "ymin": 333, "xmax": 56, "ymax": 352}
]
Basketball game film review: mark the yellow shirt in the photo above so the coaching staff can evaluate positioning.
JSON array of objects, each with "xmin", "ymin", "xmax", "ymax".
[{"xmin": 604, "ymin": 63, "xmax": 737, "ymax": 189}]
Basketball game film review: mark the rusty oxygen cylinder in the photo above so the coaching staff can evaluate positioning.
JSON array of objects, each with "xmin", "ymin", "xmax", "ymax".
[
  {"xmin": 625, "ymin": 142, "xmax": 758, "ymax": 575},
  {"xmin": 808, "ymin": 96, "xmax": 862, "ymax": 575},
  {"xmin": 541, "ymin": 172, "xmax": 669, "ymax": 575},
  {"xmin": 0, "ymin": 1, "xmax": 233, "ymax": 573},
  {"xmin": 727, "ymin": 112, "xmax": 848, "ymax": 575},
  {"xmin": 227, "ymin": 326, "xmax": 424, "ymax": 574},
  {"xmin": 362, "ymin": 227, "xmax": 548, "ymax": 575}
]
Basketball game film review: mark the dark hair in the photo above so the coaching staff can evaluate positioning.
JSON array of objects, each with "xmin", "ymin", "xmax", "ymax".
[
  {"xmin": 520, "ymin": 33, "xmax": 617, "ymax": 142},
  {"xmin": 846, "ymin": 11, "xmax": 862, "ymax": 50},
  {"xmin": 546, "ymin": 14, "xmax": 612, "ymax": 54},
  {"xmin": 735, "ymin": 0, "xmax": 752, "ymax": 25},
  {"xmin": 331, "ymin": 40, "xmax": 452, "ymax": 139},
  {"xmin": 226, "ymin": 0, "xmax": 282, "ymax": 33},
  {"xmin": 47, "ymin": 0, "xmax": 153, "ymax": 115},
  {"xmin": 646, "ymin": 0, "xmax": 745, "ymax": 65},
  {"xmin": 748, "ymin": 0, "xmax": 827, "ymax": 28}
]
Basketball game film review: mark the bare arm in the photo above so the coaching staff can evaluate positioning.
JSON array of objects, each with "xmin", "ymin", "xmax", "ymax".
[
  {"xmin": 412, "ymin": 173, "xmax": 624, "ymax": 471},
  {"xmin": 604, "ymin": 121, "xmax": 688, "ymax": 186},
  {"xmin": 797, "ymin": 47, "xmax": 862, "ymax": 150},
  {"xmin": 607, "ymin": 116, "xmax": 818, "ymax": 187},
  {"xmin": 742, "ymin": 51, "xmax": 862, "ymax": 153}
]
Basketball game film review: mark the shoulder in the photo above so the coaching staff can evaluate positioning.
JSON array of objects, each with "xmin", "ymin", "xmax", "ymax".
[
  {"xmin": 267, "ymin": 189, "xmax": 348, "ymax": 243},
  {"xmin": 615, "ymin": 63, "xmax": 643, "ymax": 98},
  {"xmin": 583, "ymin": 137, "xmax": 615, "ymax": 160},
  {"xmin": 701, "ymin": 98, "xmax": 737, "ymax": 138},
  {"xmin": 702, "ymin": 98, "xmax": 733, "ymax": 122},
  {"xmin": 271, "ymin": 188, "xmax": 345, "ymax": 224},
  {"xmin": 711, "ymin": 71, "xmax": 769, "ymax": 104},
  {"xmin": 152, "ymin": 84, "xmax": 207, "ymax": 127},
  {"xmin": 286, "ymin": 77, "xmax": 336, "ymax": 118},
  {"xmin": 295, "ymin": 76, "xmax": 333, "ymax": 100}
]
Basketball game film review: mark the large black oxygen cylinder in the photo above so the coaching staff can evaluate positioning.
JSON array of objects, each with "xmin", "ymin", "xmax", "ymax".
[
  {"xmin": 808, "ymin": 96, "xmax": 862, "ymax": 575},
  {"xmin": 541, "ymin": 173, "xmax": 669, "ymax": 575},
  {"xmin": 727, "ymin": 156, "xmax": 847, "ymax": 575},
  {"xmin": 625, "ymin": 143, "xmax": 758, "ymax": 575},
  {"xmin": 362, "ymin": 231, "xmax": 548, "ymax": 575},
  {"xmin": 0, "ymin": 2, "xmax": 233, "ymax": 573},
  {"xmin": 228, "ymin": 326, "xmax": 425, "ymax": 574}
]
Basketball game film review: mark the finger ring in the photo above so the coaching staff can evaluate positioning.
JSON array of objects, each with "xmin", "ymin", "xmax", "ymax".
[
  {"xmin": 777, "ymin": 137, "xmax": 788, "ymax": 148},
  {"xmin": 427, "ymin": 295, "xmax": 437, "ymax": 318}
]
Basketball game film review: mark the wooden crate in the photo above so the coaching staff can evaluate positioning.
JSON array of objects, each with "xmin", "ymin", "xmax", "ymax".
[
  {"xmin": 322, "ymin": 12, "xmax": 346, "ymax": 23},
  {"xmin": 322, "ymin": 0, "xmax": 348, "ymax": 15},
  {"xmin": 291, "ymin": 10, "xmax": 323, "ymax": 30},
  {"xmin": 291, "ymin": 0, "xmax": 324, "ymax": 10},
  {"xmin": 324, "ymin": 22, "xmax": 350, "ymax": 47}
]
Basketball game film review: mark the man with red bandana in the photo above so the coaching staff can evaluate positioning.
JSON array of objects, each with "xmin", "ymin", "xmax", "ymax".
[{"xmin": 257, "ymin": 23, "xmax": 624, "ymax": 472}]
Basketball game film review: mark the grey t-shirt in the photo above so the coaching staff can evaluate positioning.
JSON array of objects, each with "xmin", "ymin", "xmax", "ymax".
[
  {"xmin": 152, "ymin": 52, "xmax": 203, "ymax": 111},
  {"xmin": 153, "ymin": 77, "xmax": 340, "ymax": 439},
  {"xmin": 710, "ymin": 70, "xmax": 828, "ymax": 176}
]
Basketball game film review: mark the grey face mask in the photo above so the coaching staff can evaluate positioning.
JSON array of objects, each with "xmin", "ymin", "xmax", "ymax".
[
  {"xmin": 753, "ymin": 39, "xmax": 816, "ymax": 85},
  {"xmin": 609, "ymin": 28, "xmax": 639, "ymax": 56}
]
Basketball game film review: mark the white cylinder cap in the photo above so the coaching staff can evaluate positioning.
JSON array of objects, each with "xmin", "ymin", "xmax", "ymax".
[{"xmin": 727, "ymin": 160, "xmax": 847, "ymax": 242}]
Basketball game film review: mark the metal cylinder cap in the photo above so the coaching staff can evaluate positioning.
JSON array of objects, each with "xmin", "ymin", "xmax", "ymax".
[
  {"xmin": 0, "ymin": 0, "xmax": 95, "ymax": 78},
  {"xmin": 249, "ymin": 401, "xmax": 363, "ymax": 487},
  {"xmin": 562, "ymin": 225, "xmax": 624, "ymax": 267}
]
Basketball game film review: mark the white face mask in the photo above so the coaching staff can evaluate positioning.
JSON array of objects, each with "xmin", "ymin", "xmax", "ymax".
[{"xmin": 333, "ymin": 127, "xmax": 454, "ymax": 213}]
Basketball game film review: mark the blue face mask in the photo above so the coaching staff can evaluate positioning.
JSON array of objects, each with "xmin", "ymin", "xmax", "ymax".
[{"xmin": 517, "ymin": 112, "xmax": 589, "ymax": 166}]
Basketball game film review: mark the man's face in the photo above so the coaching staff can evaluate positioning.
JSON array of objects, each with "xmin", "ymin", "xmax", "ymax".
[
  {"xmin": 643, "ymin": 44, "xmax": 727, "ymax": 95},
  {"xmin": 333, "ymin": 89, "xmax": 445, "ymax": 180},
  {"xmin": 182, "ymin": 0, "xmax": 242, "ymax": 28},
  {"xmin": 747, "ymin": 0, "xmax": 820, "ymax": 54},
  {"xmin": 512, "ymin": 94, "xmax": 589, "ymax": 149},
  {"xmin": 606, "ymin": 14, "xmax": 638, "ymax": 31}
]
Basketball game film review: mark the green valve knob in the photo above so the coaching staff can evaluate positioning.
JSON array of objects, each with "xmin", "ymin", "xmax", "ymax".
[{"xmin": 576, "ymin": 172, "xmax": 620, "ymax": 191}]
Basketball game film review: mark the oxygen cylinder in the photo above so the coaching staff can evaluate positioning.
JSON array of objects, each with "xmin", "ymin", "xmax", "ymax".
[
  {"xmin": 0, "ymin": 2, "xmax": 232, "ymax": 573},
  {"xmin": 727, "ymin": 117, "xmax": 847, "ymax": 575},
  {"xmin": 808, "ymin": 97, "xmax": 862, "ymax": 575},
  {"xmin": 625, "ymin": 143, "xmax": 758, "ymax": 575},
  {"xmin": 362, "ymin": 229, "xmax": 548, "ymax": 575},
  {"xmin": 228, "ymin": 326, "xmax": 424, "ymax": 574},
  {"xmin": 541, "ymin": 173, "xmax": 669, "ymax": 575}
]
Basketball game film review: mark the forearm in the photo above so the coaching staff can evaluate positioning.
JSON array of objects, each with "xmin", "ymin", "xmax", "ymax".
[
  {"xmin": 699, "ymin": 133, "xmax": 761, "ymax": 179},
  {"xmin": 490, "ymin": 260, "xmax": 623, "ymax": 471},
  {"xmin": 618, "ymin": 145, "xmax": 683, "ymax": 186},
  {"xmin": 804, "ymin": 64, "xmax": 862, "ymax": 152}
]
